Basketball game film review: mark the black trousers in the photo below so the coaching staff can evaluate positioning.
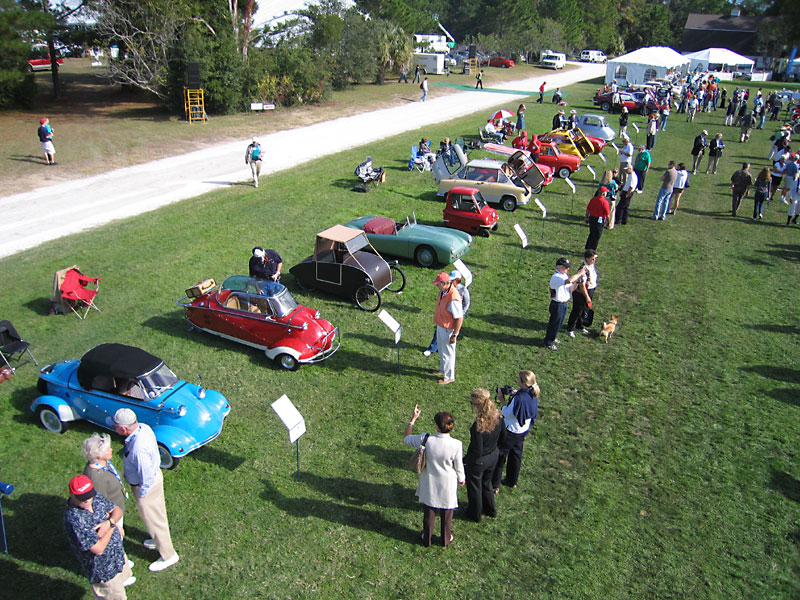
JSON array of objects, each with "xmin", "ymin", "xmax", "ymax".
[
  {"xmin": 617, "ymin": 191, "xmax": 633, "ymax": 224},
  {"xmin": 585, "ymin": 218, "xmax": 605, "ymax": 250},
  {"xmin": 465, "ymin": 450, "xmax": 499, "ymax": 521},
  {"xmin": 422, "ymin": 505, "xmax": 453, "ymax": 547},
  {"xmin": 492, "ymin": 430, "xmax": 527, "ymax": 488},
  {"xmin": 566, "ymin": 287, "xmax": 594, "ymax": 332}
]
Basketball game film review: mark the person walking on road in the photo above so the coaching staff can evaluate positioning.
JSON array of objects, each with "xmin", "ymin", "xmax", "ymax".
[
  {"xmin": 475, "ymin": 70, "xmax": 484, "ymax": 89},
  {"xmin": 245, "ymin": 137, "xmax": 262, "ymax": 188},
  {"xmin": 398, "ymin": 64, "xmax": 408, "ymax": 83},
  {"xmin": 420, "ymin": 77, "xmax": 429, "ymax": 102}
]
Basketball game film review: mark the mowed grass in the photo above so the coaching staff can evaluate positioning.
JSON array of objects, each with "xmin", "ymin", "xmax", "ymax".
[
  {"xmin": 0, "ymin": 58, "xmax": 555, "ymax": 195},
  {"xmin": 0, "ymin": 79, "xmax": 799, "ymax": 599}
]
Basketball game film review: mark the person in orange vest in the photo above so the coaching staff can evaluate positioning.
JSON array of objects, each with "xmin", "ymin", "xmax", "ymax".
[{"xmin": 431, "ymin": 272, "xmax": 463, "ymax": 385}]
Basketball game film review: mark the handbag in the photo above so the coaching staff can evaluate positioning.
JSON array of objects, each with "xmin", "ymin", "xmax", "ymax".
[
  {"xmin": 409, "ymin": 433, "xmax": 430, "ymax": 473},
  {"xmin": 582, "ymin": 307, "xmax": 595, "ymax": 327}
]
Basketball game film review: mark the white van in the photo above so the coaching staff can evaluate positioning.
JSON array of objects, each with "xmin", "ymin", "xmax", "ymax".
[
  {"xmin": 580, "ymin": 50, "xmax": 607, "ymax": 63},
  {"xmin": 540, "ymin": 52, "xmax": 566, "ymax": 70}
]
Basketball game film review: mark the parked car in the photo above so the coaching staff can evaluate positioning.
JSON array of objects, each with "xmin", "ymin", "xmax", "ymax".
[
  {"xmin": 575, "ymin": 114, "xmax": 617, "ymax": 142},
  {"xmin": 289, "ymin": 225, "xmax": 405, "ymax": 312},
  {"xmin": 536, "ymin": 142, "xmax": 582, "ymax": 179},
  {"xmin": 345, "ymin": 214, "xmax": 471, "ymax": 267},
  {"xmin": 593, "ymin": 90, "xmax": 638, "ymax": 113},
  {"xmin": 28, "ymin": 45, "xmax": 63, "ymax": 72},
  {"xmin": 580, "ymin": 50, "xmax": 607, "ymax": 63},
  {"xmin": 481, "ymin": 56, "xmax": 515, "ymax": 68},
  {"xmin": 432, "ymin": 146, "xmax": 543, "ymax": 212},
  {"xmin": 628, "ymin": 91, "xmax": 662, "ymax": 115},
  {"xmin": 32, "ymin": 343, "xmax": 231, "ymax": 469},
  {"xmin": 539, "ymin": 128, "xmax": 603, "ymax": 159},
  {"xmin": 176, "ymin": 276, "xmax": 339, "ymax": 371},
  {"xmin": 443, "ymin": 187, "xmax": 499, "ymax": 237}
]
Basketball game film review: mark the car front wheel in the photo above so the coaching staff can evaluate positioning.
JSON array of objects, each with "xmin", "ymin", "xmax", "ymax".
[
  {"xmin": 386, "ymin": 265, "xmax": 406, "ymax": 293},
  {"xmin": 500, "ymin": 196, "xmax": 517, "ymax": 212},
  {"xmin": 558, "ymin": 166, "xmax": 572, "ymax": 179},
  {"xmin": 414, "ymin": 245, "xmax": 437, "ymax": 268},
  {"xmin": 276, "ymin": 353, "xmax": 300, "ymax": 371},
  {"xmin": 158, "ymin": 444, "xmax": 179, "ymax": 470},
  {"xmin": 354, "ymin": 284, "xmax": 381, "ymax": 312},
  {"xmin": 601, "ymin": 102, "xmax": 611, "ymax": 111},
  {"xmin": 38, "ymin": 406, "xmax": 67, "ymax": 434}
]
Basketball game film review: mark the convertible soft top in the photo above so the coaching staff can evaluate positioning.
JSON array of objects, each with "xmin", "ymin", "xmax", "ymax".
[{"xmin": 77, "ymin": 343, "xmax": 163, "ymax": 390}]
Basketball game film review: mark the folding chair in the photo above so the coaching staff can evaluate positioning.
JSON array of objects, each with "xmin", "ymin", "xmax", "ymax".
[
  {"xmin": 54, "ymin": 265, "xmax": 102, "ymax": 320},
  {"xmin": 0, "ymin": 320, "xmax": 38, "ymax": 376},
  {"xmin": 408, "ymin": 145, "xmax": 430, "ymax": 172}
]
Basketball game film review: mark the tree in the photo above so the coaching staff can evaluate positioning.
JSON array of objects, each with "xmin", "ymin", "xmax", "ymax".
[
  {"xmin": 373, "ymin": 19, "xmax": 412, "ymax": 84},
  {"xmin": 0, "ymin": 0, "xmax": 46, "ymax": 107}
]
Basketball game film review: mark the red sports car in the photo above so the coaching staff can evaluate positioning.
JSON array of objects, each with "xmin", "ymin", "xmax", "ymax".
[
  {"xmin": 443, "ymin": 187, "xmax": 499, "ymax": 237},
  {"xmin": 177, "ymin": 276, "xmax": 339, "ymax": 371},
  {"xmin": 481, "ymin": 56, "xmax": 515, "ymax": 68},
  {"xmin": 593, "ymin": 90, "xmax": 659, "ymax": 115}
]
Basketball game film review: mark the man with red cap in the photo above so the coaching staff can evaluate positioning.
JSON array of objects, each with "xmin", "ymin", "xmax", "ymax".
[
  {"xmin": 584, "ymin": 187, "xmax": 610, "ymax": 250},
  {"xmin": 431, "ymin": 272, "xmax": 463, "ymax": 385},
  {"xmin": 64, "ymin": 475, "xmax": 134, "ymax": 598},
  {"xmin": 37, "ymin": 117, "xmax": 56, "ymax": 165}
]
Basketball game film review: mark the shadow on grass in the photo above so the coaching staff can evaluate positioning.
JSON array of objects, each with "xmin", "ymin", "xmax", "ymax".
[
  {"xmin": 765, "ymin": 388, "xmax": 800, "ymax": 407},
  {"xmin": 742, "ymin": 365, "xmax": 800, "ymax": 383},
  {"xmin": 359, "ymin": 444, "xmax": 413, "ymax": 470},
  {"xmin": 330, "ymin": 346, "xmax": 432, "ymax": 377},
  {"xmin": 768, "ymin": 468, "xmax": 800, "ymax": 503},
  {"xmin": 474, "ymin": 312, "xmax": 546, "ymax": 331},
  {"xmin": 23, "ymin": 297, "xmax": 52, "ymax": 316},
  {"xmin": 0, "ymin": 561, "xmax": 85, "ymax": 599},
  {"xmin": 746, "ymin": 323, "xmax": 800, "ymax": 335},
  {"xmin": 8, "ymin": 155, "xmax": 47, "ymax": 166},
  {"xmin": 761, "ymin": 242, "xmax": 800, "ymax": 261},
  {"xmin": 260, "ymin": 478, "xmax": 419, "ymax": 544},
  {"xmin": 192, "ymin": 444, "xmax": 246, "ymax": 471}
]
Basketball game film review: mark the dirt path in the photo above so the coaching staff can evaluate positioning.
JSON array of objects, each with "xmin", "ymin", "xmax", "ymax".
[{"xmin": 0, "ymin": 63, "xmax": 605, "ymax": 259}]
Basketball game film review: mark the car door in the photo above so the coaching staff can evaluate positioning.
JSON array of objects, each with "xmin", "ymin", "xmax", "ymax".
[{"xmin": 68, "ymin": 371, "xmax": 124, "ymax": 427}]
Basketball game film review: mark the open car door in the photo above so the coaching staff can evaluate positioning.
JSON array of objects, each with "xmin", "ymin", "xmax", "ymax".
[
  {"xmin": 572, "ymin": 129, "xmax": 595, "ymax": 156},
  {"xmin": 431, "ymin": 144, "xmax": 468, "ymax": 185},
  {"xmin": 508, "ymin": 151, "xmax": 544, "ymax": 191}
]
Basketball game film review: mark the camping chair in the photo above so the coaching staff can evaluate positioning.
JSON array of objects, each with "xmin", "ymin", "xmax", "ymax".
[
  {"xmin": 354, "ymin": 157, "xmax": 385, "ymax": 191},
  {"xmin": 0, "ymin": 320, "xmax": 38, "ymax": 376},
  {"xmin": 408, "ymin": 145, "xmax": 430, "ymax": 172},
  {"xmin": 54, "ymin": 265, "xmax": 102, "ymax": 320}
]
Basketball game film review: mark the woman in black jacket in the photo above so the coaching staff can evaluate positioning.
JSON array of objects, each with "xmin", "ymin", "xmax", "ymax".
[{"xmin": 463, "ymin": 389, "xmax": 504, "ymax": 522}]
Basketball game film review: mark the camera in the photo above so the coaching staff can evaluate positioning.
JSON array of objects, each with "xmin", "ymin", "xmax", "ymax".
[{"xmin": 497, "ymin": 385, "xmax": 514, "ymax": 399}]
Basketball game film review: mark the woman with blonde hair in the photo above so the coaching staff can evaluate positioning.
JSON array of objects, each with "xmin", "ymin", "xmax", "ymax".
[
  {"xmin": 752, "ymin": 166, "xmax": 771, "ymax": 220},
  {"xmin": 463, "ymin": 389, "xmax": 505, "ymax": 522},
  {"xmin": 491, "ymin": 370, "xmax": 540, "ymax": 493}
]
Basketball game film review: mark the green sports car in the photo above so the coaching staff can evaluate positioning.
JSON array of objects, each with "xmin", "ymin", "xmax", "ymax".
[{"xmin": 345, "ymin": 215, "xmax": 472, "ymax": 268}]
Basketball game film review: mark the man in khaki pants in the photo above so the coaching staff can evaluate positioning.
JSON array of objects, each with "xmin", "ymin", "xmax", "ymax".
[{"xmin": 114, "ymin": 409, "xmax": 179, "ymax": 572}]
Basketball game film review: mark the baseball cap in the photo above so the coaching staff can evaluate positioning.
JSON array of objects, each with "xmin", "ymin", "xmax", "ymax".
[
  {"xmin": 39, "ymin": 118, "xmax": 47, "ymax": 124},
  {"xmin": 702, "ymin": 130, "xmax": 708, "ymax": 135},
  {"xmin": 69, "ymin": 475, "xmax": 96, "ymax": 501},
  {"xmin": 114, "ymin": 408, "xmax": 137, "ymax": 426},
  {"xmin": 432, "ymin": 272, "xmax": 450, "ymax": 285},
  {"xmin": 556, "ymin": 257, "xmax": 571, "ymax": 268},
  {"xmin": 598, "ymin": 186, "xmax": 609, "ymax": 193},
  {"xmin": 253, "ymin": 248, "xmax": 266, "ymax": 259},
  {"xmin": 449, "ymin": 270, "xmax": 461, "ymax": 281}
]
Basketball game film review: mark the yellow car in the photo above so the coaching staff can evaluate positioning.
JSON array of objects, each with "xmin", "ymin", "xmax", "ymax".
[{"xmin": 538, "ymin": 128, "xmax": 603, "ymax": 159}]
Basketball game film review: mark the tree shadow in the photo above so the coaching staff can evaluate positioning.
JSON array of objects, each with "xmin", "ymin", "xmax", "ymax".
[
  {"xmin": 765, "ymin": 388, "xmax": 800, "ymax": 408},
  {"xmin": 745, "ymin": 323, "xmax": 800, "ymax": 335},
  {"xmin": 768, "ymin": 468, "xmax": 800, "ymax": 503},
  {"xmin": 0, "ymin": 561, "xmax": 85, "ymax": 600},
  {"xmin": 260, "ymin": 478, "xmax": 419, "ymax": 544},
  {"xmin": 742, "ymin": 365, "xmax": 800, "ymax": 384},
  {"xmin": 325, "ymin": 347, "xmax": 431, "ymax": 378},
  {"xmin": 359, "ymin": 444, "xmax": 414, "ymax": 470},
  {"xmin": 473, "ymin": 312, "xmax": 546, "ymax": 331}
]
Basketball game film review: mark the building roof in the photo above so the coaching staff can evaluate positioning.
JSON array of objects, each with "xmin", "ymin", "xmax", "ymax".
[
  {"xmin": 684, "ymin": 13, "xmax": 767, "ymax": 32},
  {"xmin": 681, "ymin": 13, "xmax": 777, "ymax": 55}
]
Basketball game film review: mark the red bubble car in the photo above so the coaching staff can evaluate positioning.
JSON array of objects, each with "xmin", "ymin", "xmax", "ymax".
[
  {"xmin": 177, "ymin": 276, "xmax": 339, "ymax": 371},
  {"xmin": 443, "ymin": 187, "xmax": 499, "ymax": 237}
]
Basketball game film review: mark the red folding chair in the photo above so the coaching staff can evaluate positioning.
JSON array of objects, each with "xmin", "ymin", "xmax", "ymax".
[{"xmin": 57, "ymin": 266, "xmax": 102, "ymax": 320}]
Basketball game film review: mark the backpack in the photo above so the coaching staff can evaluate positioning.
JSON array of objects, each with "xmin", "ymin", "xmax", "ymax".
[
  {"xmin": 419, "ymin": 83, "xmax": 423, "ymax": 90},
  {"xmin": 251, "ymin": 145, "xmax": 260, "ymax": 159}
]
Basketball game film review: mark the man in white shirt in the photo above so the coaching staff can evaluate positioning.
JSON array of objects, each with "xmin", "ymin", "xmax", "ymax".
[
  {"xmin": 544, "ymin": 257, "xmax": 587, "ymax": 350},
  {"xmin": 484, "ymin": 120, "xmax": 504, "ymax": 143},
  {"xmin": 114, "ymin": 409, "xmax": 179, "ymax": 572},
  {"xmin": 616, "ymin": 165, "xmax": 638, "ymax": 225},
  {"xmin": 619, "ymin": 135, "xmax": 634, "ymax": 171}
]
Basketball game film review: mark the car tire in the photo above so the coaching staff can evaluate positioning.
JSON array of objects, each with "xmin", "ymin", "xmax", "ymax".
[
  {"xmin": 276, "ymin": 353, "xmax": 300, "ymax": 371},
  {"xmin": 503, "ymin": 64, "xmax": 509, "ymax": 68},
  {"xmin": 295, "ymin": 277, "xmax": 316, "ymax": 292},
  {"xmin": 37, "ymin": 406, "xmax": 67, "ymax": 434},
  {"xmin": 386, "ymin": 265, "xmax": 406, "ymax": 293},
  {"xmin": 532, "ymin": 184, "xmax": 543, "ymax": 194},
  {"xmin": 491, "ymin": 222, "xmax": 499, "ymax": 231},
  {"xmin": 158, "ymin": 444, "xmax": 179, "ymax": 470},
  {"xmin": 354, "ymin": 284, "xmax": 381, "ymax": 312},
  {"xmin": 558, "ymin": 166, "xmax": 572, "ymax": 179},
  {"xmin": 601, "ymin": 102, "xmax": 611, "ymax": 111},
  {"xmin": 479, "ymin": 228, "xmax": 491, "ymax": 237},
  {"xmin": 414, "ymin": 245, "xmax": 437, "ymax": 268},
  {"xmin": 500, "ymin": 196, "xmax": 517, "ymax": 212}
]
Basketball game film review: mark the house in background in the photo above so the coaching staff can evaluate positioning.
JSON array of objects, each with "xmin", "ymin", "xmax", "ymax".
[{"xmin": 681, "ymin": 8, "xmax": 776, "ymax": 69}]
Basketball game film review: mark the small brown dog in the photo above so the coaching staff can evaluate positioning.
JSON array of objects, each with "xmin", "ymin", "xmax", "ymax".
[{"xmin": 601, "ymin": 316, "xmax": 618, "ymax": 344}]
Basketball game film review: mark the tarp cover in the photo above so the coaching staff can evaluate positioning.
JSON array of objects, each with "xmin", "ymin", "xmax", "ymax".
[
  {"xmin": 364, "ymin": 217, "xmax": 395, "ymax": 235},
  {"xmin": 77, "ymin": 343, "xmax": 162, "ymax": 390}
]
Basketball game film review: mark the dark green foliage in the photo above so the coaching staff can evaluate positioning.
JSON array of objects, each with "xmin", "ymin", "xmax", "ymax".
[{"xmin": 0, "ymin": 0, "xmax": 48, "ymax": 107}]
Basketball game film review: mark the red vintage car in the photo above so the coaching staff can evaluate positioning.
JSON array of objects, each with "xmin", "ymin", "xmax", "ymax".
[
  {"xmin": 535, "ymin": 141, "xmax": 582, "ymax": 179},
  {"xmin": 481, "ymin": 56, "xmax": 515, "ymax": 68},
  {"xmin": 443, "ymin": 187, "xmax": 499, "ymax": 237},
  {"xmin": 593, "ymin": 90, "xmax": 659, "ymax": 115},
  {"xmin": 177, "ymin": 276, "xmax": 339, "ymax": 371},
  {"xmin": 28, "ymin": 45, "xmax": 63, "ymax": 72}
]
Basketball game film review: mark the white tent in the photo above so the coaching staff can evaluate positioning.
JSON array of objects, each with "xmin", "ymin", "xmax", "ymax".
[
  {"xmin": 683, "ymin": 48, "xmax": 754, "ymax": 73},
  {"xmin": 605, "ymin": 46, "xmax": 691, "ymax": 86}
]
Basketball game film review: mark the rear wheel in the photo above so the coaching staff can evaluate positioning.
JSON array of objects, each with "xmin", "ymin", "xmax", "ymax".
[
  {"xmin": 601, "ymin": 102, "xmax": 611, "ymax": 111},
  {"xmin": 158, "ymin": 444, "xmax": 179, "ymax": 470},
  {"xmin": 558, "ymin": 166, "xmax": 572, "ymax": 179},
  {"xmin": 354, "ymin": 284, "xmax": 381, "ymax": 312},
  {"xmin": 414, "ymin": 245, "xmax": 437, "ymax": 268},
  {"xmin": 501, "ymin": 196, "xmax": 517, "ymax": 212},
  {"xmin": 276, "ymin": 353, "xmax": 300, "ymax": 371},
  {"xmin": 295, "ymin": 277, "xmax": 316, "ymax": 292},
  {"xmin": 479, "ymin": 228, "xmax": 491, "ymax": 237},
  {"xmin": 38, "ymin": 407, "xmax": 67, "ymax": 434},
  {"xmin": 386, "ymin": 265, "xmax": 406, "ymax": 293}
]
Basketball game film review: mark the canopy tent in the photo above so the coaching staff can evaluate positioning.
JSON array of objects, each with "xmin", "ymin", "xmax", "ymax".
[
  {"xmin": 605, "ymin": 46, "xmax": 691, "ymax": 85},
  {"xmin": 683, "ymin": 47, "xmax": 754, "ymax": 73}
]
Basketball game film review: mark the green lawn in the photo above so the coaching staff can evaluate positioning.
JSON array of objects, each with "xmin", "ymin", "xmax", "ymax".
[{"xmin": 0, "ymin": 79, "xmax": 798, "ymax": 599}]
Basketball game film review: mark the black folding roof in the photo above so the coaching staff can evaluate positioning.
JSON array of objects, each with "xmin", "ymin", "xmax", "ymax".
[{"xmin": 77, "ymin": 343, "xmax": 162, "ymax": 389}]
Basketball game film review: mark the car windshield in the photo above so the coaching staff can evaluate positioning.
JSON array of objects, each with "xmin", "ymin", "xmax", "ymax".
[
  {"xmin": 139, "ymin": 363, "xmax": 179, "ymax": 399},
  {"xmin": 269, "ymin": 287, "xmax": 299, "ymax": 318}
]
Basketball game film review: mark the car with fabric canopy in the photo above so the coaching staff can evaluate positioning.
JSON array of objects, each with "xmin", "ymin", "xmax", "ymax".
[
  {"xmin": 176, "ymin": 277, "xmax": 339, "ymax": 371},
  {"xmin": 31, "ymin": 343, "xmax": 231, "ymax": 469}
]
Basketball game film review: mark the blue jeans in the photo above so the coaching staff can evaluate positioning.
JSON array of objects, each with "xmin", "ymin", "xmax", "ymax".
[
  {"xmin": 653, "ymin": 187, "xmax": 672, "ymax": 220},
  {"xmin": 660, "ymin": 115, "xmax": 668, "ymax": 131},
  {"xmin": 545, "ymin": 301, "xmax": 568, "ymax": 345}
]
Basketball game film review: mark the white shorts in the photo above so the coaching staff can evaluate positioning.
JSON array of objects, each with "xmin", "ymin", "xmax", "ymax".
[{"xmin": 42, "ymin": 141, "xmax": 55, "ymax": 154}]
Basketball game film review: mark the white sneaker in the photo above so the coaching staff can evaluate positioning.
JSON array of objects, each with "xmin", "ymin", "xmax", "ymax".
[
  {"xmin": 422, "ymin": 349, "xmax": 432, "ymax": 357},
  {"xmin": 567, "ymin": 331, "xmax": 576, "ymax": 338},
  {"xmin": 123, "ymin": 576, "xmax": 136, "ymax": 587},
  {"xmin": 781, "ymin": 198, "xmax": 789, "ymax": 204},
  {"xmin": 581, "ymin": 328, "xmax": 590, "ymax": 334},
  {"xmin": 149, "ymin": 553, "xmax": 179, "ymax": 572},
  {"xmin": 143, "ymin": 539, "xmax": 157, "ymax": 550},
  {"xmin": 126, "ymin": 559, "xmax": 135, "ymax": 569}
]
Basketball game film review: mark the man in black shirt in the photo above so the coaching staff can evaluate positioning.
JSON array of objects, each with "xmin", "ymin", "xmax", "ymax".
[{"xmin": 249, "ymin": 247, "xmax": 282, "ymax": 281}]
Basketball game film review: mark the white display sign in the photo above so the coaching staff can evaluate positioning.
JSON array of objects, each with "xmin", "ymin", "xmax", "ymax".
[
  {"xmin": 597, "ymin": 153, "xmax": 607, "ymax": 163},
  {"xmin": 534, "ymin": 197, "xmax": 547, "ymax": 218},
  {"xmin": 632, "ymin": 122, "xmax": 640, "ymax": 133},
  {"xmin": 378, "ymin": 309, "xmax": 402, "ymax": 345},
  {"xmin": 452, "ymin": 259, "xmax": 473, "ymax": 288},
  {"xmin": 271, "ymin": 395, "xmax": 306, "ymax": 444},
  {"xmin": 610, "ymin": 141, "xmax": 619, "ymax": 154},
  {"xmin": 586, "ymin": 164, "xmax": 596, "ymax": 179},
  {"xmin": 513, "ymin": 223, "xmax": 528, "ymax": 249},
  {"xmin": 564, "ymin": 177, "xmax": 576, "ymax": 194}
]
